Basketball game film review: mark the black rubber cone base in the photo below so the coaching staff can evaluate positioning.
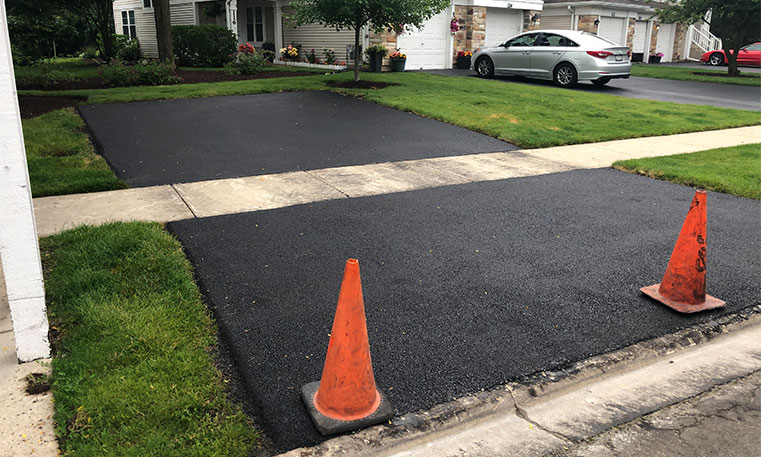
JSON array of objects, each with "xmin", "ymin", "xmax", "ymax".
[{"xmin": 300, "ymin": 381, "xmax": 395, "ymax": 436}]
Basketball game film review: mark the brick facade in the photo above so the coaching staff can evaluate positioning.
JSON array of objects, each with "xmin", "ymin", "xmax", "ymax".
[
  {"xmin": 368, "ymin": 29, "xmax": 398, "ymax": 70},
  {"xmin": 577, "ymin": 15, "xmax": 599, "ymax": 34},
  {"xmin": 625, "ymin": 18, "xmax": 636, "ymax": 50},
  {"xmin": 649, "ymin": 21, "xmax": 660, "ymax": 56},
  {"xmin": 671, "ymin": 23, "xmax": 687, "ymax": 61},
  {"xmin": 453, "ymin": 6, "xmax": 486, "ymax": 63}
]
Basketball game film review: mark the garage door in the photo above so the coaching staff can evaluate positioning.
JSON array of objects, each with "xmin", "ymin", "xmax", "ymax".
[
  {"xmin": 485, "ymin": 8, "xmax": 522, "ymax": 46},
  {"xmin": 597, "ymin": 17, "xmax": 626, "ymax": 45},
  {"xmin": 632, "ymin": 21, "xmax": 647, "ymax": 53},
  {"xmin": 396, "ymin": 9, "xmax": 449, "ymax": 70},
  {"xmin": 537, "ymin": 15, "xmax": 572, "ymax": 30},
  {"xmin": 655, "ymin": 23, "xmax": 675, "ymax": 62}
]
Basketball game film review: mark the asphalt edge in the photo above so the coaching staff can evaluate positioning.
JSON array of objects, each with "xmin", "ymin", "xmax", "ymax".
[{"xmin": 276, "ymin": 305, "xmax": 761, "ymax": 456}]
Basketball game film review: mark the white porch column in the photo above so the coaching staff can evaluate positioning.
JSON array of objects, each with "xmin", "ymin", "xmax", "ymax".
[
  {"xmin": 226, "ymin": 0, "xmax": 239, "ymax": 40},
  {"xmin": 273, "ymin": 1, "xmax": 283, "ymax": 51},
  {"xmin": 0, "ymin": 0, "xmax": 50, "ymax": 362}
]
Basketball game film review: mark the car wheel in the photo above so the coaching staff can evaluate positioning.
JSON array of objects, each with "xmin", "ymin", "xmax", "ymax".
[
  {"xmin": 709, "ymin": 53, "xmax": 724, "ymax": 66},
  {"xmin": 592, "ymin": 77, "xmax": 611, "ymax": 86},
  {"xmin": 554, "ymin": 63, "xmax": 578, "ymax": 88},
  {"xmin": 476, "ymin": 57, "xmax": 494, "ymax": 78}
]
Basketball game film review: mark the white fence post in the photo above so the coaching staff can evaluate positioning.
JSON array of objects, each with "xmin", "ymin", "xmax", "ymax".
[{"xmin": 0, "ymin": 0, "xmax": 50, "ymax": 362}]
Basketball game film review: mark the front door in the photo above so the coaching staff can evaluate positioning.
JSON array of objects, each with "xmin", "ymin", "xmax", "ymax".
[{"xmin": 493, "ymin": 33, "xmax": 538, "ymax": 75}]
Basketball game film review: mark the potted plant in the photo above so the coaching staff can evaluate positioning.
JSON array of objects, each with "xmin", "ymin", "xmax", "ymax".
[
  {"xmin": 456, "ymin": 51, "xmax": 472, "ymax": 69},
  {"xmin": 366, "ymin": 43, "xmax": 388, "ymax": 72},
  {"xmin": 648, "ymin": 52, "xmax": 664, "ymax": 64},
  {"xmin": 389, "ymin": 50, "xmax": 407, "ymax": 72}
]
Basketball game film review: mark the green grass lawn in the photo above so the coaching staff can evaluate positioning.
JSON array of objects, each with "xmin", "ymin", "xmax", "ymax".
[
  {"xmin": 15, "ymin": 57, "xmax": 101, "ymax": 81},
  {"xmin": 631, "ymin": 64, "xmax": 761, "ymax": 86},
  {"xmin": 20, "ymin": 72, "xmax": 761, "ymax": 149},
  {"xmin": 614, "ymin": 143, "xmax": 761, "ymax": 200},
  {"xmin": 23, "ymin": 109, "xmax": 126, "ymax": 197},
  {"xmin": 42, "ymin": 222, "xmax": 261, "ymax": 457}
]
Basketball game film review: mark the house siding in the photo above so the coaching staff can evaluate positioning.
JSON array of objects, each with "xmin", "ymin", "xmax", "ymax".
[
  {"xmin": 113, "ymin": 0, "xmax": 196, "ymax": 58},
  {"xmin": 281, "ymin": 6, "xmax": 356, "ymax": 63}
]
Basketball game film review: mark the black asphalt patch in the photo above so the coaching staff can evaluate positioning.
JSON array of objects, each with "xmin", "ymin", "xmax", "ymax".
[
  {"xmin": 167, "ymin": 169, "xmax": 761, "ymax": 452},
  {"xmin": 78, "ymin": 91, "xmax": 514, "ymax": 187}
]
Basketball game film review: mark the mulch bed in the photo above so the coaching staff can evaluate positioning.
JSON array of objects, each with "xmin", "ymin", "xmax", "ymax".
[
  {"xmin": 17, "ymin": 95, "xmax": 88, "ymax": 119},
  {"xmin": 326, "ymin": 80, "xmax": 397, "ymax": 90},
  {"xmin": 691, "ymin": 72, "xmax": 759, "ymax": 79},
  {"xmin": 17, "ymin": 68, "xmax": 323, "ymax": 91}
]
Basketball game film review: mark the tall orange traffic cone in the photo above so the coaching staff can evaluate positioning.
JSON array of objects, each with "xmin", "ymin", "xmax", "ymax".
[
  {"xmin": 301, "ymin": 259, "xmax": 394, "ymax": 435},
  {"xmin": 641, "ymin": 190, "xmax": 725, "ymax": 313}
]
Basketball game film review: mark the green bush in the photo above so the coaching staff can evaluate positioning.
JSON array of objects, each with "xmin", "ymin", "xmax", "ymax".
[
  {"xmin": 81, "ymin": 45, "xmax": 99, "ymax": 59},
  {"xmin": 11, "ymin": 44, "xmax": 33, "ymax": 66},
  {"xmin": 15, "ymin": 61, "xmax": 77, "ymax": 87},
  {"xmin": 260, "ymin": 49, "xmax": 275, "ymax": 63},
  {"xmin": 101, "ymin": 60, "xmax": 178, "ymax": 87},
  {"xmin": 114, "ymin": 34, "xmax": 141, "ymax": 63},
  {"xmin": 225, "ymin": 52, "xmax": 266, "ymax": 75},
  {"xmin": 172, "ymin": 24, "xmax": 236, "ymax": 67}
]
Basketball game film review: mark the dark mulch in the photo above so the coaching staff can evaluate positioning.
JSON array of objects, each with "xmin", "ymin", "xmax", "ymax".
[
  {"xmin": 692, "ymin": 71, "xmax": 760, "ymax": 79},
  {"xmin": 18, "ymin": 95, "xmax": 87, "ymax": 119},
  {"xmin": 326, "ymin": 80, "xmax": 397, "ymax": 90},
  {"xmin": 17, "ymin": 68, "xmax": 323, "ymax": 91}
]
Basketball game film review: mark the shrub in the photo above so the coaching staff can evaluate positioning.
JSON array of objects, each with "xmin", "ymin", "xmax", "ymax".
[
  {"xmin": 306, "ymin": 48, "xmax": 319, "ymax": 64},
  {"xmin": 260, "ymin": 49, "xmax": 276, "ymax": 63},
  {"xmin": 225, "ymin": 51, "xmax": 266, "ymax": 75},
  {"xmin": 15, "ymin": 61, "xmax": 77, "ymax": 87},
  {"xmin": 173, "ymin": 24, "xmax": 237, "ymax": 67},
  {"xmin": 114, "ymin": 34, "xmax": 141, "ymax": 63},
  {"xmin": 323, "ymin": 48, "xmax": 336, "ymax": 64},
  {"xmin": 366, "ymin": 43, "xmax": 388, "ymax": 57},
  {"xmin": 11, "ymin": 44, "xmax": 33, "ymax": 66},
  {"xmin": 81, "ymin": 45, "xmax": 99, "ymax": 59},
  {"xmin": 101, "ymin": 60, "xmax": 179, "ymax": 87}
]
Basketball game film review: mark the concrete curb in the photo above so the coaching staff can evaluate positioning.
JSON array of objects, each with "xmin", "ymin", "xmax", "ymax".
[{"xmin": 277, "ymin": 308, "xmax": 761, "ymax": 457}]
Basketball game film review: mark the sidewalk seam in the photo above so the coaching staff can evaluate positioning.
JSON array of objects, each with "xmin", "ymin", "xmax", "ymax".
[
  {"xmin": 170, "ymin": 184, "xmax": 198, "ymax": 219},
  {"xmin": 303, "ymin": 170, "xmax": 350, "ymax": 198}
]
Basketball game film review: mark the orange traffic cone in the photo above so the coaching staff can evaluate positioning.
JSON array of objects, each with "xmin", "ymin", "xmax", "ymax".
[
  {"xmin": 641, "ymin": 190, "xmax": 725, "ymax": 313},
  {"xmin": 301, "ymin": 259, "xmax": 394, "ymax": 435}
]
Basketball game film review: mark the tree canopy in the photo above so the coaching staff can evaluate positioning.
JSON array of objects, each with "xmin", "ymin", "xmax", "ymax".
[
  {"xmin": 290, "ymin": 0, "xmax": 450, "ymax": 81},
  {"xmin": 654, "ymin": 0, "xmax": 760, "ymax": 76}
]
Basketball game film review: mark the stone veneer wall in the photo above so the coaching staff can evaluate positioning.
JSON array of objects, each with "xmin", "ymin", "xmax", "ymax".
[
  {"xmin": 649, "ymin": 22, "xmax": 660, "ymax": 55},
  {"xmin": 523, "ymin": 10, "xmax": 542, "ymax": 31},
  {"xmin": 626, "ymin": 18, "xmax": 636, "ymax": 50},
  {"xmin": 672, "ymin": 23, "xmax": 687, "ymax": 61},
  {"xmin": 368, "ymin": 29, "xmax": 397, "ymax": 70},
  {"xmin": 577, "ymin": 15, "xmax": 598, "ymax": 34},
  {"xmin": 453, "ymin": 6, "xmax": 486, "ymax": 65}
]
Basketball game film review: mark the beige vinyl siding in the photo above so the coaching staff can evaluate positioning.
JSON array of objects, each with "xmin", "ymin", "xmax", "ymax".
[
  {"xmin": 282, "ymin": 7, "xmax": 355, "ymax": 61},
  {"xmin": 265, "ymin": 6, "xmax": 275, "ymax": 43},
  {"xmin": 113, "ymin": 0, "xmax": 158, "ymax": 58},
  {"xmin": 170, "ymin": 2, "xmax": 196, "ymax": 25},
  {"xmin": 538, "ymin": 15, "xmax": 572, "ymax": 30}
]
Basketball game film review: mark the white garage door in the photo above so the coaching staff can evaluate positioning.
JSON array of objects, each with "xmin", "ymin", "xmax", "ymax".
[
  {"xmin": 396, "ymin": 9, "xmax": 450, "ymax": 70},
  {"xmin": 632, "ymin": 21, "xmax": 648, "ymax": 53},
  {"xmin": 655, "ymin": 23, "xmax": 675, "ymax": 62},
  {"xmin": 597, "ymin": 17, "xmax": 626, "ymax": 45},
  {"xmin": 485, "ymin": 8, "xmax": 522, "ymax": 46}
]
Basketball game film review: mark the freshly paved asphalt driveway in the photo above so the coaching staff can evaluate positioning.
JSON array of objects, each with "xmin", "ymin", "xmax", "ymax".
[
  {"xmin": 78, "ymin": 91, "xmax": 514, "ymax": 187},
  {"xmin": 167, "ymin": 169, "xmax": 761, "ymax": 452},
  {"xmin": 426, "ymin": 69, "xmax": 761, "ymax": 111}
]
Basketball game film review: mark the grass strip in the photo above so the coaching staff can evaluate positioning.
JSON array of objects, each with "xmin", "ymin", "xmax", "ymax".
[
  {"xmin": 631, "ymin": 64, "xmax": 761, "ymax": 86},
  {"xmin": 20, "ymin": 72, "xmax": 761, "ymax": 148},
  {"xmin": 23, "ymin": 108, "xmax": 126, "ymax": 197},
  {"xmin": 42, "ymin": 222, "xmax": 260, "ymax": 457},
  {"xmin": 613, "ymin": 143, "xmax": 761, "ymax": 200}
]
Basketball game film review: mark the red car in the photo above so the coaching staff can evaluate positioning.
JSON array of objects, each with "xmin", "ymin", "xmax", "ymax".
[{"xmin": 701, "ymin": 42, "xmax": 761, "ymax": 66}]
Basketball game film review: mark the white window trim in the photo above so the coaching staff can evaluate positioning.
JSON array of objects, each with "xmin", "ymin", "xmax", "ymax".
[
  {"xmin": 121, "ymin": 10, "xmax": 137, "ymax": 39},
  {"xmin": 245, "ymin": 6, "xmax": 266, "ymax": 44}
]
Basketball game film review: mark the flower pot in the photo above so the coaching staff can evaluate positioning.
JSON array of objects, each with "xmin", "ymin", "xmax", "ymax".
[
  {"xmin": 648, "ymin": 55, "xmax": 662, "ymax": 64},
  {"xmin": 631, "ymin": 52, "xmax": 644, "ymax": 63},
  {"xmin": 456, "ymin": 56, "xmax": 471, "ymax": 69},
  {"xmin": 369, "ymin": 53, "xmax": 383, "ymax": 72},
  {"xmin": 392, "ymin": 59, "xmax": 406, "ymax": 72}
]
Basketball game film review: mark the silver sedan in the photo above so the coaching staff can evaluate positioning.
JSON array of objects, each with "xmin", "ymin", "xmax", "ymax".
[{"xmin": 471, "ymin": 30, "xmax": 631, "ymax": 88}]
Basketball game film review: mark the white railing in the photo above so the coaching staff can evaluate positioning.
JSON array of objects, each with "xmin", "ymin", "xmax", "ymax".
[{"xmin": 691, "ymin": 26, "xmax": 722, "ymax": 53}]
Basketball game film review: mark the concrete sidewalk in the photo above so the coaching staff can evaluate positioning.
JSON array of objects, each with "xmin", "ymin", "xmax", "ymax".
[{"xmin": 33, "ymin": 126, "xmax": 761, "ymax": 237}]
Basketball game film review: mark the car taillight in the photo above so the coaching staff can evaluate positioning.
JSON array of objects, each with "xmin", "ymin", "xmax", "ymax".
[{"xmin": 587, "ymin": 51, "xmax": 613, "ymax": 59}]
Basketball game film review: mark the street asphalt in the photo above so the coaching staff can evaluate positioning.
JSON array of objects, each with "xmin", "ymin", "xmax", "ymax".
[
  {"xmin": 425, "ymin": 69, "xmax": 761, "ymax": 111},
  {"xmin": 78, "ymin": 91, "xmax": 514, "ymax": 187},
  {"xmin": 167, "ymin": 168, "xmax": 761, "ymax": 452}
]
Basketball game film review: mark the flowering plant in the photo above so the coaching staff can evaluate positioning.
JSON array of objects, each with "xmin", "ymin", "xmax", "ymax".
[
  {"xmin": 450, "ymin": 15, "xmax": 459, "ymax": 33},
  {"xmin": 280, "ymin": 44, "xmax": 299, "ymax": 60},
  {"xmin": 389, "ymin": 51, "xmax": 407, "ymax": 60},
  {"xmin": 238, "ymin": 43, "xmax": 255, "ymax": 54},
  {"xmin": 457, "ymin": 51, "xmax": 472, "ymax": 58},
  {"xmin": 323, "ymin": 48, "xmax": 336, "ymax": 64},
  {"xmin": 650, "ymin": 52, "xmax": 664, "ymax": 58}
]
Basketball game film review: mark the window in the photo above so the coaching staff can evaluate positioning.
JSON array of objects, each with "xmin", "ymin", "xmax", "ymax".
[
  {"xmin": 535, "ymin": 34, "xmax": 578, "ymax": 47},
  {"xmin": 246, "ymin": 7, "xmax": 264, "ymax": 42},
  {"xmin": 506, "ymin": 34, "xmax": 538, "ymax": 47},
  {"xmin": 121, "ymin": 10, "xmax": 137, "ymax": 39},
  {"xmin": 143, "ymin": 0, "xmax": 152, "ymax": 8},
  {"xmin": 744, "ymin": 44, "xmax": 761, "ymax": 51}
]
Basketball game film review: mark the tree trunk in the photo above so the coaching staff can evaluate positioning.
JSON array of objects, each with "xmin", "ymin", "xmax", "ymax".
[
  {"xmin": 353, "ymin": 25, "xmax": 361, "ymax": 82},
  {"xmin": 724, "ymin": 47, "xmax": 739, "ymax": 77},
  {"xmin": 154, "ymin": 0, "xmax": 173, "ymax": 64}
]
